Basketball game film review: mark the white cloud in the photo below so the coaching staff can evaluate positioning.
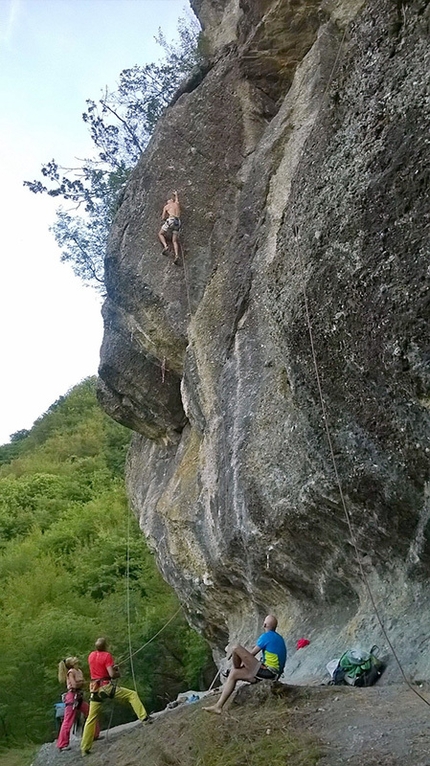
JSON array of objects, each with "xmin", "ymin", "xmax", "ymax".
[{"xmin": 0, "ymin": 0, "xmax": 21, "ymax": 46}]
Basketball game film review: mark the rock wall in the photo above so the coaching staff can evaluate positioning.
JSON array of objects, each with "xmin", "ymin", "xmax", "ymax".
[{"xmin": 98, "ymin": 0, "xmax": 430, "ymax": 680}]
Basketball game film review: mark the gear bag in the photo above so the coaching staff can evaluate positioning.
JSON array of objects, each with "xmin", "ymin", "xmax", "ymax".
[{"xmin": 331, "ymin": 646, "xmax": 385, "ymax": 687}]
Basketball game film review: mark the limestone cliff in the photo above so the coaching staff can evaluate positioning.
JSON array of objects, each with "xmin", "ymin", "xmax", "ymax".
[{"xmin": 98, "ymin": 0, "xmax": 430, "ymax": 680}]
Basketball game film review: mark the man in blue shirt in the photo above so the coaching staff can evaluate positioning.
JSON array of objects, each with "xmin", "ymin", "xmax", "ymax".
[{"xmin": 203, "ymin": 615, "xmax": 287, "ymax": 714}]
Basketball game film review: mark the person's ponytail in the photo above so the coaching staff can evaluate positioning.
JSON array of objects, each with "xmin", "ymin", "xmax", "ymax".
[{"xmin": 58, "ymin": 659, "xmax": 68, "ymax": 684}]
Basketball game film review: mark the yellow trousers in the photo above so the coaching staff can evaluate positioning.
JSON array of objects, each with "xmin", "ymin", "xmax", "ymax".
[{"xmin": 80, "ymin": 684, "xmax": 147, "ymax": 754}]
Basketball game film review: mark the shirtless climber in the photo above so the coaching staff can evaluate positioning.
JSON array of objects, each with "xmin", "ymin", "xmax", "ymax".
[{"xmin": 158, "ymin": 190, "xmax": 181, "ymax": 265}]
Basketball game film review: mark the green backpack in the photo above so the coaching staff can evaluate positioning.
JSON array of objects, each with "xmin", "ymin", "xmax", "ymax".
[{"xmin": 333, "ymin": 646, "xmax": 385, "ymax": 687}]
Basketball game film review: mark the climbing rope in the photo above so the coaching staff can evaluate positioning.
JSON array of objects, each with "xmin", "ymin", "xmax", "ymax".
[
  {"xmin": 179, "ymin": 234, "xmax": 193, "ymax": 318},
  {"xmin": 116, "ymin": 605, "xmax": 183, "ymax": 666},
  {"xmin": 292, "ymin": 218, "xmax": 430, "ymax": 709},
  {"xmin": 103, "ymin": 507, "xmax": 137, "ymax": 742},
  {"xmin": 125, "ymin": 506, "xmax": 138, "ymax": 692},
  {"xmin": 105, "ymin": 21, "xmax": 430, "ymax": 725},
  {"xmin": 117, "ymin": 503, "xmax": 183, "ymax": 668},
  {"xmin": 208, "ymin": 668, "xmax": 221, "ymax": 691},
  {"xmin": 286, "ymin": 19, "xmax": 430, "ymax": 709},
  {"xmin": 102, "ymin": 523, "xmax": 183, "ymax": 742},
  {"xmin": 105, "ymin": 693, "xmax": 117, "ymax": 742},
  {"xmin": 103, "ymin": 596, "xmax": 182, "ymax": 739}
]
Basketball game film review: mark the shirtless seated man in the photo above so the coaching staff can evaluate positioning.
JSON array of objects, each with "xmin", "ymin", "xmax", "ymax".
[
  {"xmin": 158, "ymin": 190, "xmax": 181, "ymax": 264},
  {"xmin": 203, "ymin": 614, "xmax": 287, "ymax": 714}
]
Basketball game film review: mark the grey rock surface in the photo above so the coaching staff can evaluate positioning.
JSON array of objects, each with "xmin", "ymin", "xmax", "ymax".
[{"xmin": 99, "ymin": 0, "xmax": 430, "ymax": 679}]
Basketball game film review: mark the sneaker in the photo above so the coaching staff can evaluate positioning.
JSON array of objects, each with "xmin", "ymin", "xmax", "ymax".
[
  {"xmin": 59, "ymin": 747, "xmax": 71, "ymax": 751},
  {"xmin": 141, "ymin": 715, "xmax": 153, "ymax": 724},
  {"xmin": 162, "ymin": 248, "xmax": 169, "ymax": 256}
]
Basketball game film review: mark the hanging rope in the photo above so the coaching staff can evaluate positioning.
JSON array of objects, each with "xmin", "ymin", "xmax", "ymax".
[
  {"xmin": 125, "ymin": 506, "xmax": 138, "ymax": 692},
  {"xmin": 103, "ymin": 529, "xmax": 183, "ymax": 742},
  {"xmin": 285, "ymin": 19, "xmax": 430, "ymax": 709},
  {"xmin": 106, "ymin": 21, "xmax": 430, "ymax": 722},
  {"xmin": 104, "ymin": 508, "xmax": 137, "ymax": 742},
  {"xmin": 208, "ymin": 668, "xmax": 221, "ymax": 691},
  {"xmin": 105, "ymin": 695, "xmax": 117, "ymax": 742},
  {"xmin": 289, "ymin": 34, "xmax": 429, "ymax": 701},
  {"xmin": 292, "ymin": 214, "xmax": 430, "ymax": 709},
  {"xmin": 116, "ymin": 606, "xmax": 183, "ymax": 666},
  {"xmin": 180, "ymin": 237, "xmax": 193, "ymax": 318}
]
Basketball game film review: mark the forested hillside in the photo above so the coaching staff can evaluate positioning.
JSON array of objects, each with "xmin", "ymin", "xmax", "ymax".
[{"xmin": 0, "ymin": 378, "xmax": 212, "ymax": 748}]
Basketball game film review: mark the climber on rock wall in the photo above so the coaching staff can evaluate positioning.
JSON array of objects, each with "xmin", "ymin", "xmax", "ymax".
[{"xmin": 158, "ymin": 190, "xmax": 182, "ymax": 265}]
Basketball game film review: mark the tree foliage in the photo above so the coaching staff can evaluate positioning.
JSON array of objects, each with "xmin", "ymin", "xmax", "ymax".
[
  {"xmin": 24, "ymin": 15, "xmax": 202, "ymax": 291},
  {"xmin": 0, "ymin": 379, "xmax": 213, "ymax": 747}
]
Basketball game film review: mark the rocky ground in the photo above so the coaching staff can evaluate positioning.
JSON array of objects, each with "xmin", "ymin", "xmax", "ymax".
[
  {"xmin": 286, "ymin": 683, "xmax": 430, "ymax": 766},
  {"xmin": 31, "ymin": 681, "xmax": 430, "ymax": 766}
]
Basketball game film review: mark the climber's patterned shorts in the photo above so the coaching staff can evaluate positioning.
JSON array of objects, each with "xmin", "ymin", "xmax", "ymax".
[{"xmin": 161, "ymin": 216, "xmax": 181, "ymax": 234}]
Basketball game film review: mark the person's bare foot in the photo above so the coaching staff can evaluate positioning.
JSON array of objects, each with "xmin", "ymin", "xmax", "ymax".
[{"xmin": 203, "ymin": 705, "xmax": 222, "ymax": 714}]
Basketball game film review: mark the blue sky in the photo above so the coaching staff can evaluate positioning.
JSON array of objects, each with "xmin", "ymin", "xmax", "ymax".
[{"xmin": 0, "ymin": 0, "xmax": 189, "ymax": 444}]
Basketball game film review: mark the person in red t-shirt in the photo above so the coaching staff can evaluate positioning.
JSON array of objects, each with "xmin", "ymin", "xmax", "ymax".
[{"xmin": 80, "ymin": 637, "xmax": 150, "ymax": 755}]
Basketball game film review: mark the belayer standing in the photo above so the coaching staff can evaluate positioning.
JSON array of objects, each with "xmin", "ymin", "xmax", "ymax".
[
  {"xmin": 80, "ymin": 637, "xmax": 150, "ymax": 755},
  {"xmin": 56, "ymin": 656, "xmax": 99, "ymax": 751},
  {"xmin": 158, "ymin": 190, "xmax": 181, "ymax": 264}
]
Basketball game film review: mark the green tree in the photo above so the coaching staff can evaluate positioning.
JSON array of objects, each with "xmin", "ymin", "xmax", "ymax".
[
  {"xmin": 0, "ymin": 379, "xmax": 213, "ymax": 748},
  {"xmin": 0, "ymin": 430, "xmax": 31, "ymax": 467},
  {"xmin": 24, "ymin": 15, "xmax": 203, "ymax": 291}
]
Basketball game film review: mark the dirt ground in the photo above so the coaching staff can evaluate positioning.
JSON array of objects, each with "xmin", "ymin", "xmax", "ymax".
[
  {"xmin": 281, "ymin": 683, "xmax": 430, "ymax": 766},
  {"xmin": 31, "ymin": 682, "xmax": 430, "ymax": 766}
]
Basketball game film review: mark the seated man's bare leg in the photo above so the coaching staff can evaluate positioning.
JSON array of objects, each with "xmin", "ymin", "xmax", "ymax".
[
  {"xmin": 231, "ymin": 645, "xmax": 261, "ymax": 675},
  {"xmin": 203, "ymin": 650, "xmax": 261, "ymax": 714}
]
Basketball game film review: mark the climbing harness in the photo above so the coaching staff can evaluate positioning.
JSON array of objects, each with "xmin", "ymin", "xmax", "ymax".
[
  {"xmin": 89, "ymin": 686, "xmax": 116, "ymax": 703},
  {"xmin": 63, "ymin": 689, "xmax": 84, "ymax": 709}
]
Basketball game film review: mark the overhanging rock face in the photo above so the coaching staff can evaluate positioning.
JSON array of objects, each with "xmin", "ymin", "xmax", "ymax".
[{"xmin": 99, "ymin": 0, "xmax": 430, "ymax": 678}]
